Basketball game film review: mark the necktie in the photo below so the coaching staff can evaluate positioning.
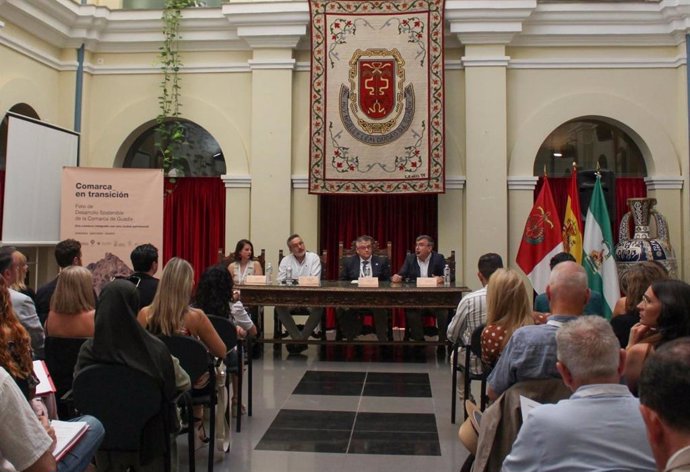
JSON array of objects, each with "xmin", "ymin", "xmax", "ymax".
[{"xmin": 362, "ymin": 260, "xmax": 370, "ymax": 277}]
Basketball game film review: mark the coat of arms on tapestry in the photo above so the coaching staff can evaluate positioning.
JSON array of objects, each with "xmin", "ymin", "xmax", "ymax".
[{"xmin": 308, "ymin": 0, "xmax": 445, "ymax": 194}]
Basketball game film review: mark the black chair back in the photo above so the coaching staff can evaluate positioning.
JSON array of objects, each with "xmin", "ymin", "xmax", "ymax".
[
  {"xmin": 207, "ymin": 315, "xmax": 238, "ymax": 352},
  {"xmin": 45, "ymin": 336, "xmax": 89, "ymax": 417},
  {"xmin": 159, "ymin": 335, "xmax": 212, "ymax": 383},
  {"xmin": 72, "ymin": 363, "xmax": 169, "ymax": 467}
]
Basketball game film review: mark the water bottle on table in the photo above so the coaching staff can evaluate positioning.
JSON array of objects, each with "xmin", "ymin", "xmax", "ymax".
[
  {"xmin": 443, "ymin": 264, "xmax": 451, "ymax": 287},
  {"xmin": 265, "ymin": 262, "xmax": 273, "ymax": 284}
]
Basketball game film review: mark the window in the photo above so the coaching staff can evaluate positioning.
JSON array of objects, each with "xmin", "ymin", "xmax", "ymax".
[{"xmin": 533, "ymin": 119, "xmax": 647, "ymax": 177}]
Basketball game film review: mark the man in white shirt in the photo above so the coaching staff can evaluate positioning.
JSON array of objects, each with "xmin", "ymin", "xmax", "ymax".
[
  {"xmin": 639, "ymin": 338, "xmax": 690, "ymax": 472},
  {"xmin": 276, "ymin": 234, "xmax": 323, "ymax": 354},
  {"xmin": 502, "ymin": 316, "xmax": 656, "ymax": 472},
  {"xmin": 446, "ymin": 253, "xmax": 503, "ymax": 400}
]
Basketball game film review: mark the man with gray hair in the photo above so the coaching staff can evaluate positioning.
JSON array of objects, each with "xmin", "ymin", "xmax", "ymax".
[
  {"xmin": 639, "ymin": 338, "xmax": 690, "ymax": 472},
  {"xmin": 502, "ymin": 316, "xmax": 656, "ymax": 471},
  {"xmin": 487, "ymin": 261, "xmax": 589, "ymax": 400}
]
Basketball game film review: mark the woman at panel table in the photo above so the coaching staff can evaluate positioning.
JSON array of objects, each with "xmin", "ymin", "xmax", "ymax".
[
  {"xmin": 226, "ymin": 239, "xmax": 263, "ymax": 285},
  {"xmin": 45, "ymin": 266, "xmax": 95, "ymax": 338},
  {"xmin": 138, "ymin": 257, "xmax": 226, "ymax": 443}
]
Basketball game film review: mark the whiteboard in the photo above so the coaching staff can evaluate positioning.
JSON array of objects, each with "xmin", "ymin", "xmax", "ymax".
[{"xmin": 2, "ymin": 113, "xmax": 80, "ymax": 244}]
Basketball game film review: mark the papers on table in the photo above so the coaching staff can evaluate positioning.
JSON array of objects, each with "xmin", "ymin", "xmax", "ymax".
[
  {"xmin": 32, "ymin": 360, "xmax": 56, "ymax": 396},
  {"xmin": 51, "ymin": 420, "xmax": 89, "ymax": 461},
  {"xmin": 519, "ymin": 395, "xmax": 542, "ymax": 422}
]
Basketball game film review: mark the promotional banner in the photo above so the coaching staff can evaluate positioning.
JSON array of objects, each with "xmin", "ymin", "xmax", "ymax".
[
  {"xmin": 60, "ymin": 167, "xmax": 164, "ymax": 293},
  {"xmin": 308, "ymin": 0, "xmax": 445, "ymax": 194}
]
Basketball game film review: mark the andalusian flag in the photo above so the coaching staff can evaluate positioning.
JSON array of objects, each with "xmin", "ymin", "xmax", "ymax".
[
  {"xmin": 562, "ymin": 166, "xmax": 583, "ymax": 264},
  {"xmin": 583, "ymin": 175, "xmax": 619, "ymax": 319},
  {"xmin": 516, "ymin": 176, "xmax": 564, "ymax": 294}
]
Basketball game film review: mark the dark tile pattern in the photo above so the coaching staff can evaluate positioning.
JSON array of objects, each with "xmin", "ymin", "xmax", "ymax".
[{"xmin": 258, "ymin": 371, "xmax": 440, "ymax": 456}]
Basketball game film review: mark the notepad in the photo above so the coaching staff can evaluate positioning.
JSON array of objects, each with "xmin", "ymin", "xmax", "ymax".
[
  {"xmin": 32, "ymin": 360, "xmax": 56, "ymax": 396},
  {"xmin": 51, "ymin": 420, "xmax": 89, "ymax": 461}
]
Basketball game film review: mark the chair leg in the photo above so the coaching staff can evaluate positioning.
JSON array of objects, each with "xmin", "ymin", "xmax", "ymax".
[
  {"xmin": 236, "ymin": 343, "xmax": 243, "ymax": 433},
  {"xmin": 451, "ymin": 347, "xmax": 458, "ymax": 424},
  {"xmin": 246, "ymin": 338, "xmax": 253, "ymax": 417},
  {"xmin": 207, "ymin": 401, "xmax": 215, "ymax": 472}
]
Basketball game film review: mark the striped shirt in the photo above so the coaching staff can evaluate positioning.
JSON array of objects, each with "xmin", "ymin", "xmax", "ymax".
[{"xmin": 447, "ymin": 286, "xmax": 487, "ymax": 374}]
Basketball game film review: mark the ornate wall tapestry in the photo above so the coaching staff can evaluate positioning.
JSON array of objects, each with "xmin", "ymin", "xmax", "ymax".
[{"xmin": 309, "ymin": 0, "xmax": 445, "ymax": 194}]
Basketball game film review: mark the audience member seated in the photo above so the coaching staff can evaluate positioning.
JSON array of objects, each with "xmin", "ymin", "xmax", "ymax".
[
  {"xmin": 195, "ymin": 264, "xmax": 257, "ymax": 416},
  {"xmin": 276, "ymin": 234, "xmax": 324, "ymax": 354},
  {"xmin": 391, "ymin": 234, "xmax": 447, "ymax": 342},
  {"xmin": 45, "ymin": 266, "xmax": 95, "ymax": 339},
  {"xmin": 337, "ymin": 235, "xmax": 391, "ymax": 342},
  {"xmin": 77, "ymin": 279, "xmax": 190, "ymax": 471},
  {"xmin": 0, "ymin": 277, "xmax": 37, "ymax": 399},
  {"xmin": 533, "ymin": 252, "xmax": 605, "ymax": 317},
  {"xmin": 0, "ymin": 248, "xmax": 44, "ymax": 360},
  {"xmin": 624, "ymin": 279, "xmax": 690, "ymax": 395},
  {"xmin": 36, "ymin": 239, "xmax": 83, "ymax": 325},
  {"xmin": 480, "ymin": 268, "xmax": 536, "ymax": 367},
  {"xmin": 10, "ymin": 249, "xmax": 36, "ymax": 304},
  {"xmin": 226, "ymin": 239, "xmax": 263, "ymax": 285},
  {"xmin": 487, "ymin": 261, "xmax": 589, "ymax": 401},
  {"xmin": 639, "ymin": 338, "xmax": 690, "ymax": 472},
  {"xmin": 138, "ymin": 258, "xmax": 225, "ymax": 442},
  {"xmin": 128, "ymin": 243, "xmax": 160, "ymax": 310},
  {"xmin": 502, "ymin": 316, "xmax": 656, "ymax": 472},
  {"xmin": 0, "ymin": 365, "xmax": 105, "ymax": 472},
  {"xmin": 611, "ymin": 261, "xmax": 669, "ymax": 347},
  {"xmin": 447, "ymin": 253, "xmax": 503, "ymax": 401}
]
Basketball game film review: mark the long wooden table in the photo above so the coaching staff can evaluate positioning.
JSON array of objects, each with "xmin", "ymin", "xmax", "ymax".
[{"xmin": 239, "ymin": 280, "xmax": 469, "ymax": 340}]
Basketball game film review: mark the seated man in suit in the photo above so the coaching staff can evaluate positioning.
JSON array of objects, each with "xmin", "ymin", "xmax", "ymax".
[
  {"xmin": 391, "ymin": 235, "xmax": 447, "ymax": 342},
  {"xmin": 276, "ymin": 234, "xmax": 324, "ymax": 354},
  {"xmin": 337, "ymin": 235, "xmax": 391, "ymax": 341}
]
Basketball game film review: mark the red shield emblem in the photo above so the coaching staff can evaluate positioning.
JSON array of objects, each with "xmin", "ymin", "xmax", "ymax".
[{"xmin": 358, "ymin": 59, "xmax": 396, "ymax": 120}]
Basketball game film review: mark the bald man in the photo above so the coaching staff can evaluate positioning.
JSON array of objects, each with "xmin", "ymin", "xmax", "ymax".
[{"xmin": 487, "ymin": 261, "xmax": 590, "ymax": 401}]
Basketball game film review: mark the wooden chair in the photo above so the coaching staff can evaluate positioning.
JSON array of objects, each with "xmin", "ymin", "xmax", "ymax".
[
  {"xmin": 73, "ymin": 364, "xmax": 173, "ymax": 472},
  {"xmin": 337, "ymin": 240, "xmax": 392, "ymax": 278}
]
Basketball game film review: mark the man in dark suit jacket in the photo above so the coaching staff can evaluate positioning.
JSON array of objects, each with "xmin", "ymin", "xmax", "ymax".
[
  {"xmin": 35, "ymin": 239, "xmax": 83, "ymax": 325},
  {"xmin": 391, "ymin": 234, "xmax": 448, "ymax": 342},
  {"xmin": 337, "ymin": 235, "xmax": 392, "ymax": 341},
  {"xmin": 128, "ymin": 243, "xmax": 159, "ymax": 310}
]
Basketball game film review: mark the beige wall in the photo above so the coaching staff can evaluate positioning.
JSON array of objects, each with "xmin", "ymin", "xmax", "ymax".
[{"xmin": 1, "ymin": 11, "xmax": 688, "ymax": 291}]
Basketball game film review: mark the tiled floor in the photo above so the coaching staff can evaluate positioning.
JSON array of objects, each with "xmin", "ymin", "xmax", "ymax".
[{"xmin": 179, "ymin": 344, "xmax": 469, "ymax": 471}]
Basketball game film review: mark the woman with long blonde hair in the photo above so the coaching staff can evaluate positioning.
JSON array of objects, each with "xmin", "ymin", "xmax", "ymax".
[
  {"xmin": 137, "ymin": 257, "xmax": 226, "ymax": 444},
  {"xmin": 10, "ymin": 249, "xmax": 36, "ymax": 303},
  {"xmin": 481, "ymin": 268, "xmax": 535, "ymax": 366},
  {"xmin": 45, "ymin": 266, "xmax": 96, "ymax": 338}
]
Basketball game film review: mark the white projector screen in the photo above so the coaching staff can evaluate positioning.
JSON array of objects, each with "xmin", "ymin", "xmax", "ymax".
[{"xmin": 3, "ymin": 113, "xmax": 80, "ymax": 244}]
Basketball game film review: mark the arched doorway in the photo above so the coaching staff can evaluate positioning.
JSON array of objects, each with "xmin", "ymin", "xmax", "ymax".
[{"xmin": 121, "ymin": 119, "xmax": 227, "ymax": 280}]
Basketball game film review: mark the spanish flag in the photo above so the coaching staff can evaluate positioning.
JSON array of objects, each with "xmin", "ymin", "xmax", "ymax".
[{"xmin": 562, "ymin": 165, "xmax": 583, "ymax": 263}]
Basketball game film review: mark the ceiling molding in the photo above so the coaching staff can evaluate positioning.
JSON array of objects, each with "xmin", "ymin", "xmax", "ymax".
[
  {"xmin": 291, "ymin": 175, "xmax": 308, "ymax": 189},
  {"xmin": 446, "ymin": 176, "xmax": 467, "ymax": 189},
  {"xmin": 644, "ymin": 175, "xmax": 684, "ymax": 190},
  {"xmin": 221, "ymin": 174, "xmax": 251, "ymax": 189},
  {"xmin": 2, "ymin": 0, "xmax": 690, "ymax": 53}
]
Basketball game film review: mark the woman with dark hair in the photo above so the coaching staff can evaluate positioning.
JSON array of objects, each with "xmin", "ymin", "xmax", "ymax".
[
  {"xmin": 624, "ymin": 279, "xmax": 690, "ymax": 395},
  {"xmin": 227, "ymin": 239, "xmax": 263, "ymax": 285},
  {"xmin": 611, "ymin": 262, "xmax": 669, "ymax": 347},
  {"xmin": 195, "ymin": 264, "xmax": 257, "ymax": 416}
]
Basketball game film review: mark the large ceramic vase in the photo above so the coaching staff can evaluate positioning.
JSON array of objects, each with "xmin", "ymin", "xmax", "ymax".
[{"xmin": 615, "ymin": 198, "xmax": 677, "ymax": 278}]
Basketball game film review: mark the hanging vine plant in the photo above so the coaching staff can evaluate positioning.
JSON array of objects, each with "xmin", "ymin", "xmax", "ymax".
[{"xmin": 155, "ymin": 0, "xmax": 196, "ymax": 177}]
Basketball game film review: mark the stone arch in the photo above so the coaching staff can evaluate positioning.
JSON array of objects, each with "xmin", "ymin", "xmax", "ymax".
[
  {"xmin": 509, "ymin": 92, "xmax": 680, "ymax": 178},
  {"xmin": 95, "ymin": 96, "xmax": 249, "ymax": 174}
]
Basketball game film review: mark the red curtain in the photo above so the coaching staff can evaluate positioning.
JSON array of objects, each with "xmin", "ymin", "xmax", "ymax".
[
  {"xmin": 319, "ymin": 194, "xmax": 438, "ymax": 278},
  {"xmin": 319, "ymin": 194, "xmax": 438, "ymax": 328},
  {"xmin": 535, "ymin": 176, "xmax": 646, "ymax": 244},
  {"xmin": 163, "ymin": 177, "xmax": 225, "ymax": 284}
]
